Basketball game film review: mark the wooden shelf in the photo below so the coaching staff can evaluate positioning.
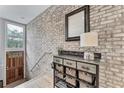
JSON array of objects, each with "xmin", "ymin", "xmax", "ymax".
[{"xmin": 55, "ymin": 76, "xmax": 76, "ymax": 88}]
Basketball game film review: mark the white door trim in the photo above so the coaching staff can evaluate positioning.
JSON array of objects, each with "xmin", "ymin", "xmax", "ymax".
[{"xmin": 3, "ymin": 21, "xmax": 26, "ymax": 86}]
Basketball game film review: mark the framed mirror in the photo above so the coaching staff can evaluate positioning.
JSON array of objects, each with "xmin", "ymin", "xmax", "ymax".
[{"xmin": 65, "ymin": 5, "xmax": 90, "ymax": 41}]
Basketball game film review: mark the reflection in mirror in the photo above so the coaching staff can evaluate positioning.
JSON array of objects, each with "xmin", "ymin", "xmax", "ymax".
[
  {"xmin": 68, "ymin": 11, "xmax": 85, "ymax": 37},
  {"xmin": 65, "ymin": 5, "xmax": 90, "ymax": 41}
]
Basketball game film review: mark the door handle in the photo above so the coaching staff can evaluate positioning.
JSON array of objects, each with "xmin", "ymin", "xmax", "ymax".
[{"xmin": 6, "ymin": 67, "xmax": 9, "ymax": 70}]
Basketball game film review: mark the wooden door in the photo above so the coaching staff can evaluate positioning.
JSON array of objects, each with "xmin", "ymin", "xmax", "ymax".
[{"xmin": 6, "ymin": 51, "xmax": 24, "ymax": 85}]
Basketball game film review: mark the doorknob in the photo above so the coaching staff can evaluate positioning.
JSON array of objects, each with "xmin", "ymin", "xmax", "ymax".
[{"xmin": 6, "ymin": 67, "xmax": 9, "ymax": 70}]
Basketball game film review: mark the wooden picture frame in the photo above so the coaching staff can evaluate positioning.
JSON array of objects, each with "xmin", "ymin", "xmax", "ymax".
[{"xmin": 65, "ymin": 5, "xmax": 90, "ymax": 41}]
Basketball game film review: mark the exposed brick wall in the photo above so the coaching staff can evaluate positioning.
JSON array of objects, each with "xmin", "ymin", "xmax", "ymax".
[{"xmin": 26, "ymin": 5, "xmax": 124, "ymax": 87}]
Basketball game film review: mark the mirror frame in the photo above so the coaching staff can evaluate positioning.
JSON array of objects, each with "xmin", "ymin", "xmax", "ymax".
[{"xmin": 65, "ymin": 5, "xmax": 90, "ymax": 41}]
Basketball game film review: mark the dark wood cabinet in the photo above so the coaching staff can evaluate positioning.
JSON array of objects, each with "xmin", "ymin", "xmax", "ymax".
[{"xmin": 53, "ymin": 55, "xmax": 99, "ymax": 88}]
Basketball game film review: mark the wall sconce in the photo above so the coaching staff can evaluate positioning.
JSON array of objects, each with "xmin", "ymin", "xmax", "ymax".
[{"xmin": 80, "ymin": 32, "xmax": 98, "ymax": 47}]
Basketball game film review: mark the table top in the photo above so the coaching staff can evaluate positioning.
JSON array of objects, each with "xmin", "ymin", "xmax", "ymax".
[{"xmin": 54, "ymin": 55, "xmax": 100, "ymax": 65}]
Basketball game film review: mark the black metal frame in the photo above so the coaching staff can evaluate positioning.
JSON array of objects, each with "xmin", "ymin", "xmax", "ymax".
[
  {"xmin": 53, "ymin": 56, "xmax": 99, "ymax": 88},
  {"xmin": 65, "ymin": 5, "xmax": 90, "ymax": 41}
]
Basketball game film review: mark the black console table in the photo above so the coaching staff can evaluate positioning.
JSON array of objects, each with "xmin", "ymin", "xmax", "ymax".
[{"xmin": 52, "ymin": 50, "xmax": 100, "ymax": 88}]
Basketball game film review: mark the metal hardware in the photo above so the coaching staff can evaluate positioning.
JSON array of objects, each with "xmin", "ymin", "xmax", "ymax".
[
  {"xmin": 66, "ymin": 62, "xmax": 72, "ymax": 65},
  {"xmin": 6, "ymin": 67, "xmax": 9, "ymax": 70},
  {"xmin": 56, "ymin": 59, "xmax": 60, "ymax": 62},
  {"xmin": 31, "ymin": 52, "xmax": 52, "ymax": 72},
  {"xmin": 81, "ymin": 66, "xmax": 90, "ymax": 70}
]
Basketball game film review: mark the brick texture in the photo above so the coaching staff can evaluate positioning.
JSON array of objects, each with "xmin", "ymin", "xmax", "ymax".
[{"xmin": 26, "ymin": 5, "xmax": 124, "ymax": 87}]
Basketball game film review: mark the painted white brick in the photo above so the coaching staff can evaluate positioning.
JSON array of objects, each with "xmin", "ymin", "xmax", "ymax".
[{"xmin": 26, "ymin": 5, "xmax": 124, "ymax": 88}]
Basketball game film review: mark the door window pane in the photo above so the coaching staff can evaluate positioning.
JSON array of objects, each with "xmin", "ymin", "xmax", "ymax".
[{"xmin": 7, "ymin": 24, "xmax": 24, "ymax": 48}]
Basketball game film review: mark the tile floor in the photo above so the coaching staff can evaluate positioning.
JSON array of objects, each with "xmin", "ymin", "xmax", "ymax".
[
  {"xmin": 5, "ymin": 79, "xmax": 27, "ymax": 88},
  {"xmin": 15, "ymin": 74, "xmax": 53, "ymax": 88}
]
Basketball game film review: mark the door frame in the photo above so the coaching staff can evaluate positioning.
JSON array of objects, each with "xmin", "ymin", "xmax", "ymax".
[{"xmin": 3, "ymin": 21, "xmax": 26, "ymax": 86}]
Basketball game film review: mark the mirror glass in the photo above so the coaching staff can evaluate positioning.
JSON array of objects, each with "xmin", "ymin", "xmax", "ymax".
[
  {"xmin": 65, "ymin": 5, "xmax": 90, "ymax": 41},
  {"xmin": 68, "ymin": 11, "xmax": 85, "ymax": 37}
]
